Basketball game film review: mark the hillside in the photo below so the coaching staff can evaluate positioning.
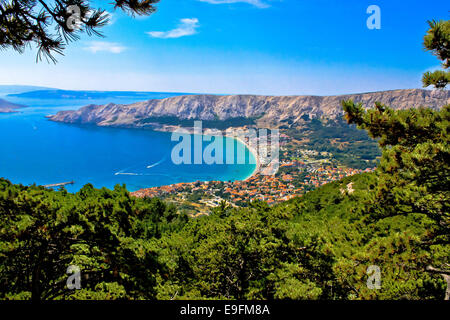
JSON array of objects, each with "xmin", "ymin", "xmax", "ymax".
[{"xmin": 48, "ymin": 89, "xmax": 450, "ymax": 129}]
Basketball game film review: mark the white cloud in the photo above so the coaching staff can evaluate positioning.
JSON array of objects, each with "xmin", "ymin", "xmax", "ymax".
[
  {"xmin": 83, "ymin": 41, "xmax": 126, "ymax": 54},
  {"xmin": 147, "ymin": 18, "xmax": 200, "ymax": 39},
  {"xmin": 197, "ymin": 0, "xmax": 269, "ymax": 8}
]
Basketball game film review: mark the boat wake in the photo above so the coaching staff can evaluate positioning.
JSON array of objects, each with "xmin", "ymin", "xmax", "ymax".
[
  {"xmin": 147, "ymin": 157, "xmax": 166, "ymax": 169},
  {"xmin": 114, "ymin": 157, "xmax": 167, "ymax": 176},
  {"xmin": 114, "ymin": 172, "xmax": 141, "ymax": 176}
]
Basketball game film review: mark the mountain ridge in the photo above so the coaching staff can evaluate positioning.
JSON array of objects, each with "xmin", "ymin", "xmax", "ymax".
[{"xmin": 49, "ymin": 89, "xmax": 450, "ymax": 129}]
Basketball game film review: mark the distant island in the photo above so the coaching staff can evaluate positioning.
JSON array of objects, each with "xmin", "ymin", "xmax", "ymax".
[
  {"xmin": 0, "ymin": 98, "xmax": 26, "ymax": 113},
  {"xmin": 0, "ymin": 85, "xmax": 54, "ymax": 95},
  {"xmin": 9, "ymin": 89, "xmax": 192, "ymax": 101}
]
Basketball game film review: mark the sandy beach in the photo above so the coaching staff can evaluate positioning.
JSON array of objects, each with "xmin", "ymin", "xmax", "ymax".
[{"xmin": 225, "ymin": 134, "xmax": 260, "ymax": 181}]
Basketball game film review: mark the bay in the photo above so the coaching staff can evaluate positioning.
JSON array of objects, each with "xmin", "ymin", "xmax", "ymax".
[{"xmin": 0, "ymin": 90, "xmax": 256, "ymax": 192}]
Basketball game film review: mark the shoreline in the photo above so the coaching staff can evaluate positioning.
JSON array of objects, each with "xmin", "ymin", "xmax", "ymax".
[{"xmin": 226, "ymin": 134, "xmax": 260, "ymax": 181}]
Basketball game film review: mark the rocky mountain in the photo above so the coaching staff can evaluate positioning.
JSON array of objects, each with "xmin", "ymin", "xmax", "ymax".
[
  {"xmin": 49, "ymin": 89, "xmax": 450, "ymax": 129},
  {"xmin": 0, "ymin": 98, "xmax": 26, "ymax": 113}
]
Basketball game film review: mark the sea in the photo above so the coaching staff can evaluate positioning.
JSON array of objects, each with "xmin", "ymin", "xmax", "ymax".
[{"xmin": 0, "ymin": 89, "xmax": 256, "ymax": 192}]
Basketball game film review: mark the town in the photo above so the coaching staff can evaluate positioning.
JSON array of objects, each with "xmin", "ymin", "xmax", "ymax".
[{"xmin": 132, "ymin": 130, "xmax": 377, "ymax": 216}]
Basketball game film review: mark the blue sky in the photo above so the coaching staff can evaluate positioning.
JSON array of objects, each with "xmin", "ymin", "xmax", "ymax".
[{"xmin": 0, "ymin": 0, "xmax": 448, "ymax": 95}]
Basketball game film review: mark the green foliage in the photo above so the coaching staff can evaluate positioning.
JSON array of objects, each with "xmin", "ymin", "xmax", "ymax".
[
  {"xmin": 422, "ymin": 19, "xmax": 450, "ymax": 88},
  {"xmin": 139, "ymin": 116, "xmax": 258, "ymax": 129},
  {"xmin": 286, "ymin": 118, "xmax": 381, "ymax": 169},
  {"xmin": 147, "ymin": 171, "xmax": 447, "ymax": 300},
  {"xmin": 342, "ymin": 101, "xmax": 449, "ymax": 230},
  {"xmin": 0, "ymin": 180, "xmax": 187, "ymax": 300},
  {"xmin": 422, "ymin": 70, "xmax": 450, "ymax": 89},
  {"xmin": 342, "ymin": 100, "xmax": 449, "ymax": 299},
  {"xmin": 424, "ymin": 20, "xmax": 450, "ymax": 69}
]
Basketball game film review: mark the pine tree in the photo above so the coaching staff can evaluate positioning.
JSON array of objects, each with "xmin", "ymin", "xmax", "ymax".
[
  {"xmin": 0, "ymin": 0, "xmax": 160, "ymax": 62},
  {"xmin": 341, "ymin": 18, "xmax": 450, "ymax": 300},
  {"xmin": 422, "ymin": 20, "xmax": 450, "ymax": 89}
]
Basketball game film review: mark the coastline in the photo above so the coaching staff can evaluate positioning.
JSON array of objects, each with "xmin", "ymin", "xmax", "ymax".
[
  {"xmin": 46, "ymin": 117, "xmax": 261, "ymax": 186},
  {"xmin": 153, "ymin": 124, "xmax": 260, "ymax": 181},
  {"xmin": 227, "ymin": 134, "xmax": 259, "ymax": 181}
]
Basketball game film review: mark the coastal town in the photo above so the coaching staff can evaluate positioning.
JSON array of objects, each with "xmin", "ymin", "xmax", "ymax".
[
  {"xmin": 132, "ymin": 166, "xmax": 375, "ymax": 216},
  {"xmin": 132, "ymin": 130, "xmax": 377, "ymax": 215}
]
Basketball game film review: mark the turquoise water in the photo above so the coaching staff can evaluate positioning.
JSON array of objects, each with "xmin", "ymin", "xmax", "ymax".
[{"xmin": 0, "ymin": 91, "xmax": 256, "ymax": 192}]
